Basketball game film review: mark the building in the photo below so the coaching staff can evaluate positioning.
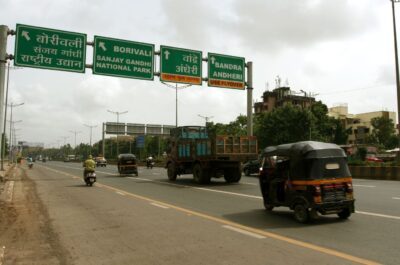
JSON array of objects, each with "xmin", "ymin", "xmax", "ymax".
[
  {"xmin": 254, "ymin": 86, "xmax": 316, "ymax": 114},
  {"xmin": 328, "ymin": 104, "xmax": 396, "ymax": 144}
]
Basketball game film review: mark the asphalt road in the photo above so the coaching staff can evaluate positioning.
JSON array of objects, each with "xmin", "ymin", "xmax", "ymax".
[{"xmin": 18, "ymin": 161, "xmax": 400, "ymax": 264}]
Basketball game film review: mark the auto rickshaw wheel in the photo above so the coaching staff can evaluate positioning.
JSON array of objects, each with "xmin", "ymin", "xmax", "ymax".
[
  {"xmin": 167, "ymin": 163, "xmax": 177, "ymax": 181},
  {"xmin": 337, "ymin": 208, "xmax": 351, "ymax": 219},
  {"xmin": 263, "ymin": 200, "xmax": 274, "ymax": 211},
  {"xmin": 293, "ymin": 204, "xmax": 310, "ymax": 223}
]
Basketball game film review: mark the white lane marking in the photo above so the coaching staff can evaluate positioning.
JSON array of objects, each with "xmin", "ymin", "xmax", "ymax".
[
  {"xmin": 392, "ymin": 197, "xmax": 400, "ymax": 200},
  {"xmin": 223, "ymin": 225, "xmax": 266, "ymax": 239},
  {"xmin": 116, "ymin": 191, "xmax": 126, "ymax": 196},
  {"xmin": 151, "ymin": 202, "xmax": 169, "ymax": 209},
  {"xmin": 353, "ymin": 185, "xmax": 376, "ymax": 188},
  {"xmin": 42, "ymin": 164, "xmax": 400, "ymax": 222},
  {"xmin": 356, "ymin": 211, "xmax": 400, "ymax": 220},
  {"xmin": 128, "ymin": 177, "xmax": 263, "ymax": 199},
  {"xmin": 241, "ymin": 182, "xmax": 258, "ymax": 186},
  {"xmin": 0, "ymin": 246, "xmax": 5, "ymax": 265}
]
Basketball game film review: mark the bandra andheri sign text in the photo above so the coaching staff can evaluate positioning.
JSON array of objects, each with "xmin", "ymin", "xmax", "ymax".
[{"xmin": 13, "ymin": 24, "xmax": 246, "ymax": 89}]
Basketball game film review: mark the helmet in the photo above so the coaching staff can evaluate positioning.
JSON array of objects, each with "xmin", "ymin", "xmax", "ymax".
[{"xmin": 88, "ymin": 155, "xmax": 93, "ymax": 159}]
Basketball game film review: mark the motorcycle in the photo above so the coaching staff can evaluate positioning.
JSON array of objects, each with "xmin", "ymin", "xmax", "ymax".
[
  {"xmin": 146, "ymin": 160, "xmax": 154, "ymax": 169},
  {"xmin": 84, "ymin": 171, "xmax": 96, "ymax": 186}
]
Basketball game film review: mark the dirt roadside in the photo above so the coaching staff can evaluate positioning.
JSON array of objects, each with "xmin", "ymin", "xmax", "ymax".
[{"xmin": 0, "ymin": 165, "xmax": 70, "ymax": 265}]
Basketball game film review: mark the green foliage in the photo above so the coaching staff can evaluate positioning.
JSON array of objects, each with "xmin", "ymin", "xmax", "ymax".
[
  {"xmin": 370, "ymin": 116, "xmax": 397, "ymax": 149},
  {"xmin": 253, "ymin": 101, "xmax": 351, "ymax": 149},
  {"xmin": 207, "ymin": 114, "xmax": 247, "ymax": 136},
  {"xmin": 356, "ymin": 147, "xmax": 367, "ymax": 161},
  {"xmin": 254, "ymin": 104, "xmax": 310, "ymax": 148}
]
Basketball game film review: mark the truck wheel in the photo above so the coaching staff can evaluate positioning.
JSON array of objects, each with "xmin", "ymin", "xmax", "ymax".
[
  {"xmin": 293, "ymin": 204, "xmax": 310, "ymax": 223},
  {"xmin": 167, "ymin": 163, "xmax": 177, "ymax": 181},
  {"xmin": 224, "ymin": 168, "xmax": 241, "ymax": 183},
  {"xmin": 337, "ymin": 208, "xmax": 351, "ymax": 219},
  {"xmin": 193, "ymin": 164, "xmax": 210, "ymax": 184}
]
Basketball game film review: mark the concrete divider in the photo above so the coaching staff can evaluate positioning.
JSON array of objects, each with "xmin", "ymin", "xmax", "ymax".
[{"xmin": 349, "ymin": 166, "xmax": 400, "ymax": 180}]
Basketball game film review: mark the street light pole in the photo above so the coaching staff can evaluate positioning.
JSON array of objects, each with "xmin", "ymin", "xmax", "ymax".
[
  {"xmin": 161, "ymin": 82, "xmax": 192, "ymax": 127},
  {"xmin": 1, "ymin": 62, "xmax": 10, "ymax": 170},
  {"xmin": 8, "ymin": 102, "xmax": 24, "ymax": 163},
  {"xmin": 391, "ymin": 1, "xmax": 400, "ymax": 150},
  {"xmin": 69, "ymin": 130, "xmax": 81, "ymax": 148},
  {"xmin": 107, "ymin": 109, "xmax": 128, "ymax": 157},
  {"xmin": 84, "ymin": 124, "xmax": 97, "ymax": 155},
  {"xmin": 198, "ymin": 114, "xmax": 214, "ymax": 126}
]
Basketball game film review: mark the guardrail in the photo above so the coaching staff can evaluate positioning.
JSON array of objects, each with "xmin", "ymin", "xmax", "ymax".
[{"xmin": 349, "ymin": 166, "xmax": 400, "ymax": 180}]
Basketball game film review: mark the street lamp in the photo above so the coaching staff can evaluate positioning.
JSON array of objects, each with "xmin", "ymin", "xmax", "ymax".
[
  {"xmin": 8, "ymin": 119, "xmax": 22, "ymax": 164},
  {"xmin": 8, "ymin": 101, "xmax": 24, "ymax": 164},
  {"xmin": 107, "ymin": 109, "xmax": 128, "ymax": 157},
  {"xmin": 198, "ymin": 114, "xmax": 214, "ymax": 126},
  {"xmin": 161, "ymin": 81, "xmax": 192, "ymax": 127},
  {"xmin": 391, "ymin": 0, "xmax": 400, "ymax": 151},
  {"xmin": 84, "ymin": 124, "xmax": 97, "ymax": 155},
  {"xmin": 69, "ymin": 130, "xmax": 81, "ymax": 148}
]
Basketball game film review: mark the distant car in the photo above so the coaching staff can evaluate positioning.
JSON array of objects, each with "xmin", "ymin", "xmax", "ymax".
[
  {"xmin": 243, "ymin": 159, "xmax": 260, "ymax": 176},
  {"xmin": 95, "ymin": 156, "xmax": 107, "ymax": 167},
  {"xmin": 366, "ymin": 156, "xmax": 383, "ymax": 163}
]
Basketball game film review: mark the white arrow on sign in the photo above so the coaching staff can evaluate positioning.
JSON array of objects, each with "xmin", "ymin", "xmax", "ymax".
[
  {"xmin": 21, "ymin": 31, "xmax": 30, "ymax": 41},
  {"xmin": 210, "ymin": 56, "xmax": 216, "ymax": 64},
  {"xmin": 164, "ymin": 50, "xmax": 170, "ymax": 60},
  {"xmin": 99, "ymin": 42, "xmax": 107, "ymax": 51}
]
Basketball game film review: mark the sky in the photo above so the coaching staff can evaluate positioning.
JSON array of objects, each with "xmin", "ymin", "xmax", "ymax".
[{"xmin": 1, "ymin": 0, "xmax": 399, "ymax": 148}]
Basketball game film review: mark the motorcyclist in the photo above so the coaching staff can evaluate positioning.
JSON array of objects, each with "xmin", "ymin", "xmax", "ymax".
[
  {"xmin": 83, "ymin": 155, "xmax": 96, "ymax": 179},
  {"xmin": 146, "ymin": 155, "xmax": 154, "ymax": 168},
  {"xmin": 27, "ymin": 157, "xmax": 34, "ymax": 168}
]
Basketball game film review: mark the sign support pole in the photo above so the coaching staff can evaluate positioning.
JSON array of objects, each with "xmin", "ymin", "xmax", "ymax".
[
  {"xmin": 246, "ymin": 61, "xmax": 253, "ymax": 136},
  {"xmin": 0, "ymin": 25, "xmax": 9, "ymax": 163}
]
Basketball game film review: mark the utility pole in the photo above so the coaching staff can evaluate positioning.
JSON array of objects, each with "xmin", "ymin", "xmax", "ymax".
[
  {"xmin": 0, "ymin": 25, "xmax": 9, "ymax": 162},
  {"xmin": 107, "ymin": 110, "xmax": 128, "ymax": 157},
  {"xmin": 1, "ymin": 62, "xmax": 10, "ymax": 170},
  {"xmin": 391, "ymin": 1, "xmax": 400, "ymax": 154},
  {"xmin": 246, "ymin": 62, "xmax": 253, "ymax": 136},
  {"xmin": 84, "ymin": 124, "xmax": 97, "ymax": 155}
]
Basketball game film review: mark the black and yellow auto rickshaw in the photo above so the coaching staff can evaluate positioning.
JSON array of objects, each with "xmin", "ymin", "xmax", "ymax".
[
  {"xmin": 117, "ymin": 153, "xmax": 138, "ymax": 176},
  {"xmin": 259, "ymin": 141, "xmax": 355, "ymax": 223}
]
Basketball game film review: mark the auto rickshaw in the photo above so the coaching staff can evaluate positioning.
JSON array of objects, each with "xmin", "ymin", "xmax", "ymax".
[
  {"xmin": 117, "ymin": 153, "xmax": 138, "ymax": 176},
  {"xmin": 259, "ymin": 141, "xmax": 355, "ymax": 223}
]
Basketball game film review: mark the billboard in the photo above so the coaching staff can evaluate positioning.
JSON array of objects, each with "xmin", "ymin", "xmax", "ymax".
[{"xmin": 105, "ymin": 122, "xmax": 125, "ymax": 135}]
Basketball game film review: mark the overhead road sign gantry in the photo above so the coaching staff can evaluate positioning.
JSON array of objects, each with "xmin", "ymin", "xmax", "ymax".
[
  {"xmin": 160, "ymin": 45, "xmax": 202, "ymax": 85},
  {"xmin": 14, "ymin": 24, "xmax": 86, "ymax": 73},
  {"xmin": 93, "ymin": 36, "xmax": 154, "ymax": 80},
  {"xmin": 208, "ymin": 53, "xmax": 245, "ymax": 90}
]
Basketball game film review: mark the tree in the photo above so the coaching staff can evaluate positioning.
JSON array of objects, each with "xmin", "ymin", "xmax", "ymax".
[
  {"xmin": 207, "ymin": 115, "xmax": 247, "ymax": 136},
  {"xmin": 370, "ymin": 116, "xmax": 397, "ymax": 149},
  {"xmin": 254, "ymin": 104, "xmax": 311, "ymax": 148}
]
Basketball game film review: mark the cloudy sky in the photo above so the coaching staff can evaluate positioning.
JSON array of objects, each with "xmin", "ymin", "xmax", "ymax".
[{"xmin": 1, "ymin": 0, "xmax": 398, "ymax": 147}]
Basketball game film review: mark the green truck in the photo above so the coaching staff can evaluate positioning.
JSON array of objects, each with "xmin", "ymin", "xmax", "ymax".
[{"xmin": 166, "ymin": 126, "xmax": 258, "ymax": 184}]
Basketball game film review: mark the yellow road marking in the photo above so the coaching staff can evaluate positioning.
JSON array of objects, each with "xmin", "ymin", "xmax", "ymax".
[{"xmin": 39, "ymin": 164, "xmax": 381, "ymax": 265}]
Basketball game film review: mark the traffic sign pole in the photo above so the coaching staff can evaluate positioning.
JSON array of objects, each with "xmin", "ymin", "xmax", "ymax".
[{"xmin": 0, "ymin": 25, "xmax": 9, "ymax": 161}]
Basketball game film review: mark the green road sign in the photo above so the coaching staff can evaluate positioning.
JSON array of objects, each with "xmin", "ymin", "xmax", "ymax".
[
  {"xmin": 14, "ymin": 24, "xmax": 86, "ymax": 73},
  {"xmin": 160, "ymin": 46, "xmax": 202, "ymax": 85},
  {"xmin": 93, "ymin": 36, "xmax": 154, "ymax": 80},
  {"xmin": 208, "ymin": 53, "xmax": 245, "ymax": 90}
]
